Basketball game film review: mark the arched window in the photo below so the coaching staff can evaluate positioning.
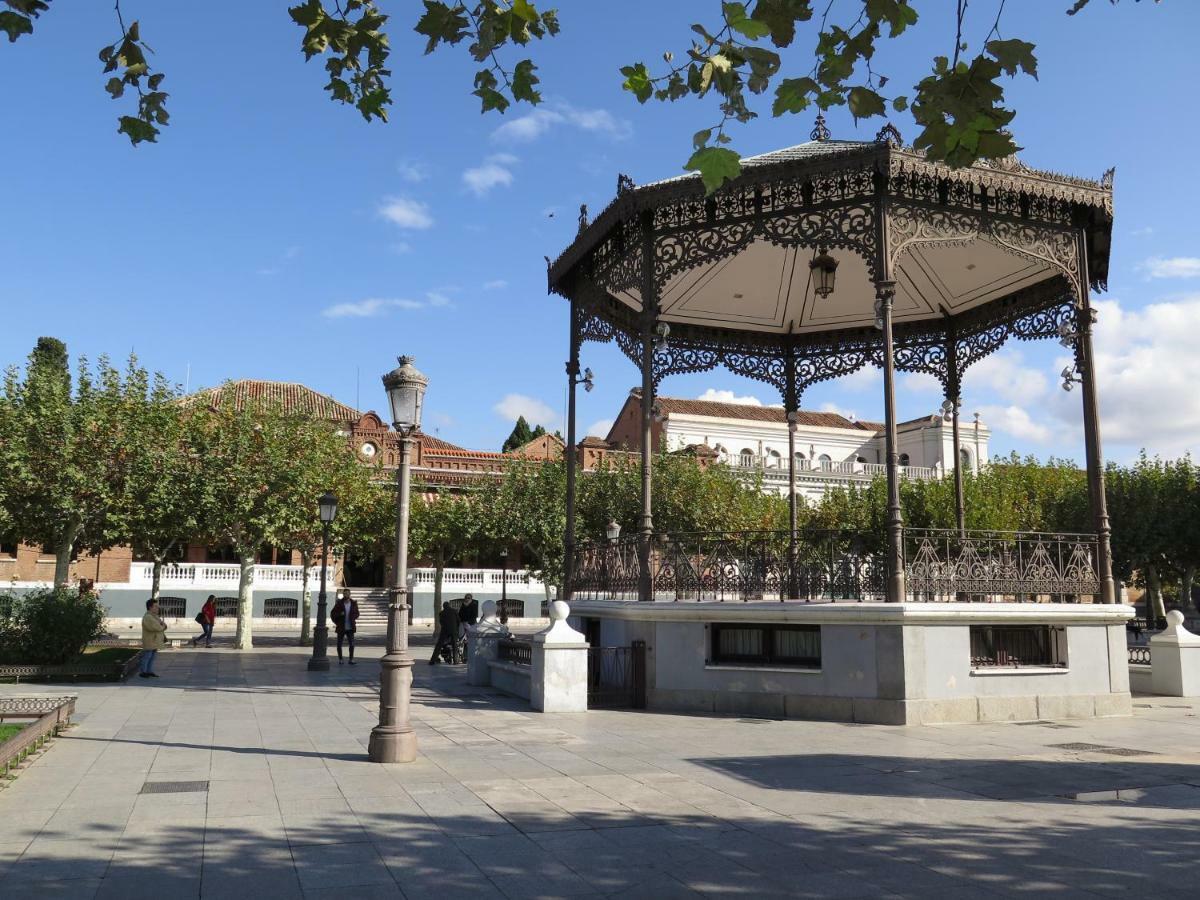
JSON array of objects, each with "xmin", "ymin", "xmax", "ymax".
[
  {"xmin": 817, "ymin": 453, "xmax": 832, "ymax": 470},
  {"xmin": 898, "ymin": 453, "xmax": 910, "ymax": 467},
  {"xmin": 765, "ymin": 449, "xmax": 782, "ymax": 468},
  {"xmin": 959, "ymin": 447, "xmax": 972, "ymax": 471},
  {"xmin": 739, "ymin": 448, "xmax": 755, "ymax": 467},
  {"xmin": 793, "ymin": 452, "xmax": 807, "ymax": 470},
  {"xmin": 714, "ymin": 444, "xmax": 728, "ymax": 461}
]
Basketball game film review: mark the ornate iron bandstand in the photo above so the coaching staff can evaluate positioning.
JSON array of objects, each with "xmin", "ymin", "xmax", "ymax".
[{"xmin": 550, "ymin": 122, "xmax": 1115, "ymax": 606}]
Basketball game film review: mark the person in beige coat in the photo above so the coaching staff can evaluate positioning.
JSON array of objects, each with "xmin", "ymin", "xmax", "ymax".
[{"xmin": 140, "ymin": 598, "xmax": 168, "ymax": 678}]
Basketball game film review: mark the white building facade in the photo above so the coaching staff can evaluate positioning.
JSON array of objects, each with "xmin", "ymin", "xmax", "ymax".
[{"xmin": 605, "ymin": 395, "xmax": 989, "ymax": 503}]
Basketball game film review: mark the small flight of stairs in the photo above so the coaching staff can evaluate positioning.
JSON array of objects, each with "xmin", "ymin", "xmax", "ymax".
[{"xmin": 343, "ymin": 587, "xmax": 390, "ymax": 629}]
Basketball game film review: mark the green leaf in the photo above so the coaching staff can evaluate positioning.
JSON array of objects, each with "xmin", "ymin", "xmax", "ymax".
[
  {"xmin": 866, "ymin": 0, "xmax": 918, "ymax": 37},
  {"xmin": 511, "ymin": 59, "xmax": 541, "ymax": 104},
  {"xmin": 847, "ymin": 86, "xmax": 886, "ymax": 120},
  {"xmin": 750, "ymin": 0, "xmax": 812, "ymax": 48},
  {"xmin": 986, "ymin": 39, "xmax": 1038, "ymax": 79},
  {"xmin": 620, "ymin": 62, "xmax": 653, "ymax": 103},
  {"xmin": 891, "ymin": 95, "xmax": 908, "ymax": 112},
  {"xmin": 413, "ymin": 0, "xmax": 469, "ymax": 54},
  {"xmin": 723, "ymin": 2, "xmax": 771, "ymax": 40},
  {"xmin": 104, "ymin": 77, "xmax": 124, "ymax": 99},
  {"xmin": 510, "ymin": 0, "xmax": 538, "ymax": 24},
  {"xmin": 772, "ymin": 76, "xmax": 818, "ymax": 116},
  {"xmin": 117, "ymin": 115, "xmax": 159, "ymax": 146},
  {"xmin": 288, "ymin": 0, "xmax": 325, "ymax": 28},
  {"xmin": 472, "ymin": 68, "xmax": 509, "ymax": 113},
  {"xmin": 0, "ymin": 11, "xmax": 33, "ymax": 42},
  {"xmin": 684, "ymin": 146, "xmax": 742, "ymax": 194},
  {"xmin": 692, "ymin": 128, "xmax": 712, "ymax": 149}
]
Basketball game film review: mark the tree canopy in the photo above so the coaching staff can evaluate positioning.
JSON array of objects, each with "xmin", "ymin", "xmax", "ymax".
[{"xmin": 1, "ymin": 1, "xmax": 1155, "ymax": 190}]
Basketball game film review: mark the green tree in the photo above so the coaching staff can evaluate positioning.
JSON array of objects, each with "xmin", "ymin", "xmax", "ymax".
[
  {"xmin": 2, "ymin": 2, "xmax": 1152, "ymax": 188},
  {"xmin": 121, "ymin": 369, "xmax": 206, "ymax": 602},
  {"xmin": 0, "ymin": 347, "xmax": 146, "ymax": 587},
  {"xmin": 189, "ymin": 398, "xmax": 344, "ymax": 649},
  {"xmin": 409, "ymin": 490, "xmax": 484, "ymax": 612},
  {"xmin": 501, "ymin": 416, "xmax": 542, "ymax": 453}
]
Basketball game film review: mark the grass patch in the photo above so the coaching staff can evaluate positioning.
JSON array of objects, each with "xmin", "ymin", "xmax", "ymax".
[{"xmin": 0, "ymin": 724, "xmax": 24, "ymax": 742}]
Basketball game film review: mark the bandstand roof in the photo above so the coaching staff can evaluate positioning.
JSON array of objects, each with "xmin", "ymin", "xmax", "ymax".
[{"xmin": 548, "ymin": 127, "xmax": 1114, "ymax": 402}]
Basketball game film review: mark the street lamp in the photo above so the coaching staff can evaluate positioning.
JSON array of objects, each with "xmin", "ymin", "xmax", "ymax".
[
  {"xmin": 809, "ymin": 248, "xmax": 838, "ymax": 299},
  {"xmin": 606, "ymin": 519, "xmax": 622, "ymax": 544},
  {"xmin": 368, "ymin": 355, "xmax": 427, "ymax": 764},
  {"xmin": 499, "ymin": 547, "xmax": 509, "ymax": 624},
  {"xmin": 307, "ymin": 491, "xmax": 338, "ymax": 672}
]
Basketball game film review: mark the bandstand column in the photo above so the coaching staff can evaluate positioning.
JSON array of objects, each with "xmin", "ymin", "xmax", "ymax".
[
  {"xmin": 1075, "ymin": 236, "xmax": 1117, "ymax": 605},
  {"xmin": 784, "ymin": 350, "xmax": 800, "ymax": 601},
  {"xmin": 638, "ymin": 211, "xmax": 656, "ymax": 602},
  {"xmin": 563, "ymin": 299, "xmax": 580, "ymax": 602},
  {"xmin": 877, "ymin": 281, "xmax": 906, "ymax": 602},
  {"xmin": 944, "ymin": 320, "xmax": 966, "ymax": 539}
]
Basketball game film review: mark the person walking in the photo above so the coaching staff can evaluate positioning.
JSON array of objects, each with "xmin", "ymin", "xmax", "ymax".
[
  {"xmin": 191, "ymin": 595, "xmax": 216, "ymax": 648},
  {"xmin": 429, "ymin": 600, "xmax": 460, "ymax": 665},
  {"xmin": 330, "ymin": 591, "xmax": 359, "ymax": 665},
  {"xmin": 140, "ymin": 598, "xmax": 168, "ymax": 678}
]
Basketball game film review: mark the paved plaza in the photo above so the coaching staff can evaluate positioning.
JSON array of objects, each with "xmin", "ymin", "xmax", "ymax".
[{"xmin": 0, "ymin": 641, "xmax": 1198, "ymax": 898}]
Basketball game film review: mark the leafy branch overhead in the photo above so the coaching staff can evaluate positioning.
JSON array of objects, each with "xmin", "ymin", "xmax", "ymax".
[
  {"xmin": 415, "ymin": 0, "xmax": 559, "ymax": 113},
  {"xmin": 1, "ymin": 0, "xmax": 1152, "ymax": 185}
]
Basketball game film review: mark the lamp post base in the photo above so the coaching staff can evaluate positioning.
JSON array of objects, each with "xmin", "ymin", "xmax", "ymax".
[
  {"xmin": 307, "ymin": 656, "xmax": 331, "ymax": 672},
  {"xmin": 367, "ymin": 726, "xmax": 418, "ymax": 763}
]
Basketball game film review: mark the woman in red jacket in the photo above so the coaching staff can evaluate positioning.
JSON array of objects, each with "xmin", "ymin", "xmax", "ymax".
[{"xmin": 191, "ymin": 595, "xmax": 216, "ymax": 648}]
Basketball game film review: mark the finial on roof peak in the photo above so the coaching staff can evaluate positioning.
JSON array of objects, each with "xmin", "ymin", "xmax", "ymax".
[
  {"xmin": 810, "ymin": 112, "xmax": 831, "ymax": 142},
  {"xmin": 616, "ymin": 172, "xmax": 635, "ymax": 195},
  {"xmin": 875, "ymin": 122, "xmax": 902, "ymax": 148},
  {"xmin": 577, "ymin": 204, "xmax": 589, "ymax": 235}
]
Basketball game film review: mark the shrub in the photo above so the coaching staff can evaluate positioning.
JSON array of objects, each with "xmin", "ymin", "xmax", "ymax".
[{"xmin": 0, "ymin": 587, "xmax": 106, "ymax": 665}]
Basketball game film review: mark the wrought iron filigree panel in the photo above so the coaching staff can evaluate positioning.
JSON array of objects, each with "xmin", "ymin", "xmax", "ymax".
[{"xmin": 904, "ymin": 528, "xmax": 1100, "ymax": 600}]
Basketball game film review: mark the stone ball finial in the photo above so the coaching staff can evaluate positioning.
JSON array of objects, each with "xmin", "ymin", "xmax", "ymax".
[
  {"xmin": 1167, "ymin": 609, "xmax": 1185, "ymax": 627},
  {"xmin": 549, "ymin": 600, "xmax": 570, "ymax": 622},
  {"xmin": 482, "ymin": 599, "xmax": 497, "ymax": 617}
]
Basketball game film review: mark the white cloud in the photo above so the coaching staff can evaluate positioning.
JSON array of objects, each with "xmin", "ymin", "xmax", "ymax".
[
  {"xmin": 977, "ymin": 404, "xmax": 1053, "ymax": 443},
  {"xmin": 494, "ymin": 393, "xmax": 557, "ymax": 427},
  {"xmin": 818, "ymin": 401, "xmax": 859, "ymax": 421},
  {"xmin": 1140, "ymin": 256, "xmax": 1200, "ymax": 279},
  {"xmin": 838, "ymin": 366, "xmax": 881, "ymax": 392},
  {"xmin": 903, "ymin": 372, "xmax": 942, "ymax": 393},
  {"xmin": 491, "ymin": 102, "xmax": 632, "ymax": 144},
  {"xmin": 321, "ymin": 298, "xmax": 423, "ymax": 318},
  {"xmin": 696, "ymin": 389, "xmax": 764, "ymax": 406},
  {"xmin": 482, "ymin": 279, "xmax": 508, "ymax": 291},
  {"xmin": 462, "ymin": 154, "xmax": 518, "ymax": 197},
  {"xmin": 1056, "ymin": 295, "xmax": 1200, "ymax": 455},
  {"xmin": 1129, "ymin": 226, "xmax": 1155, "ymax": 238},
  {"xmin": 321, "ymin": 291, "xmax": 450, "ymax": 318},
  {"xmin": 966, "ymin": 350, "xmax": 1048, "ymax": 403},
  {"xmin": 586, "ymin": 419, "xmax": 614, "ymax": 438},
  {"xmin": 397, "ymin": 159, "xmax": 429, "ymax": 182},
  {"xmin": 379, "ymin": 196, "xmax": 433, "ymax": 229}
]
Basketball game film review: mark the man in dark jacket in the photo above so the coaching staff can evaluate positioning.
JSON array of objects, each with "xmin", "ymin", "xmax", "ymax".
[{"xmin": 429, "ymin": 601, "xmax": 460, "ymax": 665}]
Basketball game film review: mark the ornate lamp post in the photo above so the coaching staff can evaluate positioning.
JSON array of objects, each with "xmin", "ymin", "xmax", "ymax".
[
  {"xmin": 307, "ymin": 491, "xmax": 338, "ymax": 671},
  {"xmin": 368, "ymin": 355, "xmax": 427, "ymax": 764},
  {"xmin": 499, "ymin": 547, "xmax": 509, "ymax": 624},
  {"xmin": 605, "ymin": 519, "xmax": 621, "ymax": 598}
]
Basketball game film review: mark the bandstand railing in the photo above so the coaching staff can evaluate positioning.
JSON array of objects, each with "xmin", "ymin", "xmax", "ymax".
[{"xmin": 572, "ymin": 527, "xmax": 1100, "ymax": 603}]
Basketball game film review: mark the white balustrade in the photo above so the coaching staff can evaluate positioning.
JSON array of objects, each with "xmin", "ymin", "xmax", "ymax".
[
  {"xmin": 128, "ymin": 562, "xmax": 324, "ymax": 588},
  {"xmin": 408, "ymin": 568, "xmax": 542, "ymax": 592},
  {"xmin": 730, "ymin": 457, "xmax": 938, "ymax": 483}
]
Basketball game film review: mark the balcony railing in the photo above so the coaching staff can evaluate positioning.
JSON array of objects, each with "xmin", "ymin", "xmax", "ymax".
[
  {"xmin": 728, "ymin": 456, "xmax": 938, "ymax": 483},
  {"xmin": 408, "ymin": 568, "xmax": 539, "ymax": 589},
  {"xmin": 572, "ymin": 527, "xmax": 1100, "ymax": 604},
  {"xmin": 129, "ymin": 562, "xmax": 323, "ymax": 588}
]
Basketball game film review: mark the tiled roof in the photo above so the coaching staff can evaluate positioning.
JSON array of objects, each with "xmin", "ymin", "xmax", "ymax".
[
  {"xmin": 645, "ymin": 140, "xmax": 875, "ymax": 188},
  {"xmin": 417, "ymin": 433, "xmax": 472, "ymax": 454},
  {"xmin": 189, "ymin": 380, "xmax": 359, "ymax": 422},
  {"xmin": 654, "ymin": 397, "xmax": 884, "ymax": 431}
]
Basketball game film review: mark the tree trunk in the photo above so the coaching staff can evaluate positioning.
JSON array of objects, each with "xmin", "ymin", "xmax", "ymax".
[
  {"xmin": 432, "ymin": 546, "xmax": 445, "ymax": 638},
  {"xmin": 1182, "ymin": 565, "xmax": 1197, "ymax": 614},
  {"xmin": 235, "ymin": 554, "xmax": 255, "ymax": 650},
  {"xmin": 1146, "ymin": 564, "xmax": 1166, "ymax": 622},
  {"xmin": 53, "ymin": 521, "xmax": 81, "ymax": 589},
  {"xmin": 151, "ymin": 557, "xmax": 163, "ymax": 602},
  {"xmin": 299, "ymin": 549, "xmax": 313, "ymax": 646}
]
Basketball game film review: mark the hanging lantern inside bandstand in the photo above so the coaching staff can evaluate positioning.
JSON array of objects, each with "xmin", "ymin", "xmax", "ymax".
[{"xmin": 809, "ymin": 249, "xmax": 838, "ymax": 298}]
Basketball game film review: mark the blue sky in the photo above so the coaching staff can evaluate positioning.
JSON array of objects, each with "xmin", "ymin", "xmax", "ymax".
[{"xmin": 2, "ymin": 1, "xmax": 1199, "ymax": 462}]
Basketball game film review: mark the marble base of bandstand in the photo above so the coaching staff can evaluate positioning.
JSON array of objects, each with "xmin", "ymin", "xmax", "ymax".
[{"xmin": 568, "ymin": 600, "xmax": 1133, "ymax": 726}]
